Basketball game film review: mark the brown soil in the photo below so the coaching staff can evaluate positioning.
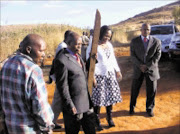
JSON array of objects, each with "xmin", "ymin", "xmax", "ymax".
[{"xmin": 43, "ymin": 48, "xmax": 180, "ymax": 134}]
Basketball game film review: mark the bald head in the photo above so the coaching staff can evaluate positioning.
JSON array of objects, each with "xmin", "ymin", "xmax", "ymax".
[
  {"xmin": 141, "ymin": 23, "xmax": 151, "ymax": 37},
  {"xmin": 66, "ymin": 32, "xmax": 82, "ymax": 54},
  {"xmin": 21, "ymin": 34, "xmax": 43, "ymax": 49},
  {"xmin": 141, "ymin": 23, "xmax": 150, "ymax": 29},
  {"xmin": 21, "ymin": 34, "xmax": 46, "ymax": 64}
]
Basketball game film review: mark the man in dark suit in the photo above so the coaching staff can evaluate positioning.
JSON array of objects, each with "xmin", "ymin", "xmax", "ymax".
[
  {"xmin": 54, "ymin": 31, "xmax": 95, "ymax": 134},
  {"xmin": 129, "ymin": 23, "xmax": 161, "ymax": 117}
]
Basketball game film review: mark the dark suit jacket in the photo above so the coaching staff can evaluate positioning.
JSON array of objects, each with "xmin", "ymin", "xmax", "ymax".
[
  {"xmin": 54, "ymin": 48, "xmax": 93, "ymax": 115},
  {"xmin": 130, "ymin": 35, "xmax": 161, "ymax": 81}
]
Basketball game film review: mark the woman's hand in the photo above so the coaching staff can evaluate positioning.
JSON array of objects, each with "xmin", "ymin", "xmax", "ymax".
[
  {"xmin": 93, "ymin": 77, "xmax": 97, "ymax": 87},
  {"xmin": 116, "ymin": 71, "xmax": 122, "ymax": 82},
  {"xmin": 91, "ymin": 53, "xmax": 97, "ymax": 60}
]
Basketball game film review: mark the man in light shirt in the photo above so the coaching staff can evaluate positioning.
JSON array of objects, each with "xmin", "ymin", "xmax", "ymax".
[
  {"xmin": 81, "ymin": 31, "xmax": 89, "ymax": 62},
  {"xmin": 86, "ymin": 29, "xmax": 94, "ymax": 61}
]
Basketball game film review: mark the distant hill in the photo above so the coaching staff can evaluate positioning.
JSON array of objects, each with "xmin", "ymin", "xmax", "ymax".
[{"xmin": 111, "ymin": 1, "xmax": 180, "ymax": 31}]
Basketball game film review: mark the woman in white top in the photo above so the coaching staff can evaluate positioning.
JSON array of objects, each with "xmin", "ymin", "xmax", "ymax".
[{"xmin": 87, "ymin": 25, "xmax": 122, "ymax": 131}]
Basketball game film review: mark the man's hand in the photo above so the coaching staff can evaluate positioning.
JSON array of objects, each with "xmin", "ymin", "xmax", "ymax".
[
  {"xmin": 71, "ymin": 107, "xmax": 77, "ymax": 115},
  {"xmin": 0, "ymin": 122, "xmax": 5, "ymax": 133},
  {"xmin": 0, "ymin": 114, "xmax": 6, "ymax": 133},
  {"xmin": 140, "ymin": 65, "xmax": 148, "ymax": 73}
]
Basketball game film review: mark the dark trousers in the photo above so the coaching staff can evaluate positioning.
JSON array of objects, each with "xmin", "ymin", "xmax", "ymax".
[
  {"xmin": 130, "ymin": 73, "xmax": 157, "ymax": 112},
  {"xmin": 63, "ymin": 111, "xmax": 96, "ymax": 134},
  {"xmin": 81, "ymin": 45, "xmax": 87, "ymax": 62}
]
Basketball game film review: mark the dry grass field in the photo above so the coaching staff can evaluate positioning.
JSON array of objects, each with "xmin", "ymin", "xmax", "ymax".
[
  {"xmin": 0, "ymin": 24, "xmax": 84, "ymax": 63},
  {"xmin": 42, "ymin": 48, "xmax": 180, "ymax": 134}
]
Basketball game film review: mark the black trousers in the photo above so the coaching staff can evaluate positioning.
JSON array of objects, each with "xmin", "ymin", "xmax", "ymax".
[
  {"xmin": 81, "ymin": 45, "xmax": 88, "ymax": 62},
  {"xmin": 63, "ymin": 111, "xmax": 96, "ymax": 134},
  {"xmin": 130, "ymin": 73, "xmax": 157, "ymax": 112}
]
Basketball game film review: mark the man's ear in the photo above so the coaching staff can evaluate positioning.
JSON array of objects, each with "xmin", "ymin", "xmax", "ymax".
[{"xmin": 26, "ymin": 46, "xmax": 32, "ymax": 54}]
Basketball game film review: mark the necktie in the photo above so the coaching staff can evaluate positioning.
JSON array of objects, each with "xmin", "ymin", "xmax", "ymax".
[
  {"xmin": 144, "ymin": 37, "xmax": 147, "ymax": 43},
  {"xmin": 143, "ymin": 37, "xmax": 148, "ymax": 63},
  {"xmin": 74, "ymin": 54, "xmax": 82, "ymax": 67}
]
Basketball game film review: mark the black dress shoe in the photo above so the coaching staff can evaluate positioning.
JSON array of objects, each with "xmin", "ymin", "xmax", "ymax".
[
  {"xmin": 96, "ymin": 125, "xmax": 103, "ymax": 131},
  {"xmin": 108, "ymin": 120, "xmax": 115, "ymax": 127},
  {"xmin": 129, "ymin": 109, "xmax": 135, "ymax": 115},
  {"xmin": 53, "ymin": 124, "xmax": 62, "ymax": 131},
  {"xmin": 147, "ymin": 111, "xmax": 154, "ymax": 117}
]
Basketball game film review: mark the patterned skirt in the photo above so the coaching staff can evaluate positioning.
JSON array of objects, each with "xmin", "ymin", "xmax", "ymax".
[{"xmin": 92, "ymin": 71, "xmax": 122, "ymax": 106}]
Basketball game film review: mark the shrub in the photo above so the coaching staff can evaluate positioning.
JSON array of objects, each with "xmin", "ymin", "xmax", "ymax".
[{"xmin": 172, "ymin": 6, "xmax": 180, "ymax": 25}]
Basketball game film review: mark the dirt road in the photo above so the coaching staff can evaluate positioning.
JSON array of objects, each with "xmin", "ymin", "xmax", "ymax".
[{"xmin": 44, "ymin": 53, "xmax": 180, "ymax": 134}]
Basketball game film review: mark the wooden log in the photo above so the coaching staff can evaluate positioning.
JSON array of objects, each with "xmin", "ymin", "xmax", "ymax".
[{"xmin": 88, "ymin": 9, "xmax": 101, "ymax": 96}]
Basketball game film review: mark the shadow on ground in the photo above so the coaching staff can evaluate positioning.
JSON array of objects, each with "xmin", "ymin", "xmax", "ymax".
[{"xmin": 100, "ymin": 125, "xmax": 180, "ymax": 134}]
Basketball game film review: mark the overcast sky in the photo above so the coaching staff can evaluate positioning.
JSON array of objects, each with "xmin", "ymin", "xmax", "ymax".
[{"xmin": 1, "ymin": 0, "xmax": 178, "ymax": 28}]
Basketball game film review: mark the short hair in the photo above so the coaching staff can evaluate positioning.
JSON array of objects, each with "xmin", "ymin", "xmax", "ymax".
[
  {"xmin": 141, "ymin": 23, "xmax": 150, "ymax": 29},
  {"xmin": 66, "ymin": 32, "xmax": 80, "ymax": 46},
  {"xmin": 99, "ymin": 25, "xmax": 113, "ymax": 41},
  {"xmin": 90, "ymin": 29, "xmax": 94, "ymax": 35},
  {"xmin": 64, "ymin": 30, "xmax": 72, "ymax": 41},
  {"xmin": 20, "ymin": 34, "xmax": 43, "ymax": 53},
  {"xmin": 21, "ymin": 35, "xmax": 32, "ymax": 48}
]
